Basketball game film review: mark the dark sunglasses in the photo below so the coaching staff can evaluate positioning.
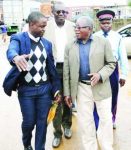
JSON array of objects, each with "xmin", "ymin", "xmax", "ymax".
[{"xmin": 56, "ymin": 10, "xmax": 67, "ymax": 15}]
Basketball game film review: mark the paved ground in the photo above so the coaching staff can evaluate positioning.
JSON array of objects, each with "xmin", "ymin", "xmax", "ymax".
[{"xmin": 0, "ymin": 40, "xmax": 131, "ymax": 150}]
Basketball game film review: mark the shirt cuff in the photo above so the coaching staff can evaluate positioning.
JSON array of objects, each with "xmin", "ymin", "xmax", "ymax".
[
  {"xmin": 12, "ymin": 55, "xmax": 18, "ymax": 63},
  {"xmin": 54, "ymin": 90, "xmax": 60, "ymax": 98},
  {"xmin": 120, "ymin": 74, "xmax": 127, "ymax": 80},
  {"xmin": 98, "ymin": 73, "xmax": 102, "ymax": 82}
]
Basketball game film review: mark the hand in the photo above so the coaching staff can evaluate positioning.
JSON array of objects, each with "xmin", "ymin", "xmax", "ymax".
[
  {"xmin": 3, "ymin": 38, "xmax": 6, "ymax": 43},
  {"xmin": 54, "ymin": 93, "xmax": 62, "ymax": 104},
  {"xmin": 88, "ymin": 73, "xmax": 101, "ymax": 86},
  {"xmin": 119, "ymin": 78, "xmax": 126, "ymax": 87},
  {"xmin": 64, "ymin": 96, "xmax": 72, "ymax": 108},
  {"xmin": 2, "ymin": 35, "xmax": 6, "ymax": 43},
  {"xmin": 13, "ymin": 54, "xmax": 30, "ymax": 72}
]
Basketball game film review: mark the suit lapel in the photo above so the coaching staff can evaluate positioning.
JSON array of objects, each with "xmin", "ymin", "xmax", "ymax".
[
  {"xmin": 24, "ymin": 32, "xmax": 31, "ymax": 54},
  {"xmin": 89, "ymin": 37, "xmax": 96, "ymax": 58},
  {"xmin": 73, "ymin": 42, "xmax": 80, "ymax": 67},
  {"xmin": 65, "ymin": 22, "xmax": 75, "ymax": 43},
  {"xmin": 49, "ymin": 21, "xmax": 56, "ymax": 44},
  {"xmin": 65, "ymin": 23, "xmax": 72, "ymax": 42}
]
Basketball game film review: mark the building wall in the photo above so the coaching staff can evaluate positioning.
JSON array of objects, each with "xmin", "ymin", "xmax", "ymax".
[
  {"xmin": 0, "ymin": 1, "xmax": 3, "ymax": 20},
  {"xmin": 2, "ymin": 0, "xmax": 41, "ymax": 27},
  {"xmin": 3, "ymin": 0, "xmax": 23, "ymax": 25},
  {"xmin": 66, "ymin": 6, "xmax": 94, "ymax": 22}
]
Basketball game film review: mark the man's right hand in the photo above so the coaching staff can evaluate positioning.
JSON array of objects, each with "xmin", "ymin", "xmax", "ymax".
[
  {"xmin": 54, "ymin": 92, "xmax": 62, "ymax": 104},
  {"xmin": 64, "ymin": 96, "xmax": 72, "ymax": 108},
  {"xmin": 13, "ymin": 54, "xmax": 30, "ymax": 72}
]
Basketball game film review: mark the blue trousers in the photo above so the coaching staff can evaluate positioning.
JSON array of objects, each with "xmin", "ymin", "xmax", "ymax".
[
  {"xmin": 18, "ymin": 83, "xmax": 52, "ymax": 150},
  {"xmin": 94, "ymin": 65, "xmax": 119, "ymax": 129}
]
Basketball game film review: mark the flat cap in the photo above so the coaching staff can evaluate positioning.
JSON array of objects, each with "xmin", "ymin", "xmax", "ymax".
[{"xmin": 96, "ymin": 9, "xmax": 115, "ymax": 21}]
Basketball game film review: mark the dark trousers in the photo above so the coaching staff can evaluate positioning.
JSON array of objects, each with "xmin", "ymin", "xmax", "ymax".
[
  {"xmin": 94, "ymin": 65, "xmax": 119, "ymax": 129},
  {"xmin": 18, "ymin": 83, "xmax": 52, "ymax": 150},
  {"xmin": 53, "ymin": 63, "xmax": 72, "ymax": 138}
]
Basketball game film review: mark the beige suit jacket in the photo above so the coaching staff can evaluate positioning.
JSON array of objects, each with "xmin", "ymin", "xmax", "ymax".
[
  {"xmin": 44, "ymin": 19, "xmax": 76, "ymax": 62},
  {"xmin": 63, "ymin": 35, "xmax": 116, "ymax": 101}
]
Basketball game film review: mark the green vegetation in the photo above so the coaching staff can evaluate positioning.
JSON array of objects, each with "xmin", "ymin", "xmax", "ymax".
[{"xmin": 128, "ymin": 0, "xmax": 131, "ymax": 6}]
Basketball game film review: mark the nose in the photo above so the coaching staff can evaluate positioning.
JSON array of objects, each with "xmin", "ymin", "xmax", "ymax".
[
  {"xmin": 59, "ymin": 11, "xmax": 65, "ymax": 16},
  {"xmin": 75, "ymin": 27, "xmax": 80, "ymax": 31},
  {"xmin": 75, "ymin": 29, "xmax": 80, "ymax": 34},
  {"xmin": 59, "ymin": 11, "xmax": 63, "ymax": 15}
]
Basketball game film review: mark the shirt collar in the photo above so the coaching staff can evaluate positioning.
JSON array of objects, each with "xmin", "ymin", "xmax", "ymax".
[
  {"xmin": 77, "ymin": 34, "xmax": 93, "ymax": 44},
  {"xmin": 101, "ymin": 30, "xmax": 111, "ymax": 35},
  {"xmin": 28, "ymin": 32, "xmax": 40, "ymax": 42}
]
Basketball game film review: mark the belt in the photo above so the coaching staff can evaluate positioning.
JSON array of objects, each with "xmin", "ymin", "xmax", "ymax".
[
  {"xmin": 80, "ymin": 80, "xmax": 91, "ymax": 85},
  {"xmin": 19, "ymin": 80, "xmax": 49, "ymax": 87},
  {"xmin": 56, "ymin": 62, "xmax": 63, "ymax": 68}
]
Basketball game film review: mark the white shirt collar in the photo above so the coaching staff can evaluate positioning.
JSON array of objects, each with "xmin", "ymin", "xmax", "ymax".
[{"xmin": 28, "ymin": 32, "xmax": 40, "ymax": 42}]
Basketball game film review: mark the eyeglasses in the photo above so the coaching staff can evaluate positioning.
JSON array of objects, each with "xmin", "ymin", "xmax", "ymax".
[
  {"xmin": 55, "ymin": 10, "xmax": 67, "ymax": 15},
  {"xmin": 75, "ymin": 26, "xmax": 89, "ymax": 30}
]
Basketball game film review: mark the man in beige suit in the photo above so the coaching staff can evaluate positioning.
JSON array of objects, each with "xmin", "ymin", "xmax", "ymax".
[
  {"xmin": 63, "ymin": 16, "xmax": 116, "ymax": 150},
  {"xmin": 44, "ymin": 2, "xmax": 76, "ymax": 148}
]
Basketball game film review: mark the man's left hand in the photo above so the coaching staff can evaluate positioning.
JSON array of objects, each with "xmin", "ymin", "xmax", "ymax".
[
  {"xmin": 119, "ymin": 78, "xmax": 126, "ymax": 87},
  {"xmin": 88, "ymin": 73, "xmax": 101, "ymax": 86}
]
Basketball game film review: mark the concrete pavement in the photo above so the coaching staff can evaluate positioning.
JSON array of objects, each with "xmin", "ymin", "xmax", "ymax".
[{"xmin": 0, "ymin": 41, "xmax": 131, "ymax": 150}]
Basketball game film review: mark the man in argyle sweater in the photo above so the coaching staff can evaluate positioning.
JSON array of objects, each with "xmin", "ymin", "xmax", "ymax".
[{"xmin": 6, "ymin": 11, "xmax": 61, "ymax": 150}]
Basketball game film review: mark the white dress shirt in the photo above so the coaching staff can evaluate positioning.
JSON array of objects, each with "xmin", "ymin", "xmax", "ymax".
[
  {"xmin": 94, "ymin": 30, "xmax": 128, "ymax": 79},
  {"xmin": 55, "ymin": 23, "xmax": 67, "ymax": 63}
]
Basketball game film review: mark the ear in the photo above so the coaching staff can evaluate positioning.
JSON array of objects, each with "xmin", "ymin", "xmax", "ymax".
[
  {"xmin": 52, "ymin": 10, "xmax": 55, "ymax": 16},
  {"xmin": 89, "ymin": 26, "xmax": 93, "ymax": 31},
  {"xmin": 29, "ymin": 22, "xmax": 35, "ymax": 27}
]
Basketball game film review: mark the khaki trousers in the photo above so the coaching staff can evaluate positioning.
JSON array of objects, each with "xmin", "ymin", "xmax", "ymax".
[{"xmin": 77, "ymin": 82, "xmax": 113, "ymax": 150}]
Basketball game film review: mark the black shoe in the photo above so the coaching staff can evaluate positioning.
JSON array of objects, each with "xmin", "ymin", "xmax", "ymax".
[
  {"xmin": 52, "ymin": 137, "xmax": 62, "ymax": 148},
  {"xmin": 24, "ymin": 145, "xmax": 33, "ymax": 150}
]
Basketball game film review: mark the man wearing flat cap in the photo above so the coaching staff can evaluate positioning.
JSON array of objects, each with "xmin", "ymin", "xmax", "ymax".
[{"xmin": 94, "ymin": 9, "xmax": 128, "ymax": 129}]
